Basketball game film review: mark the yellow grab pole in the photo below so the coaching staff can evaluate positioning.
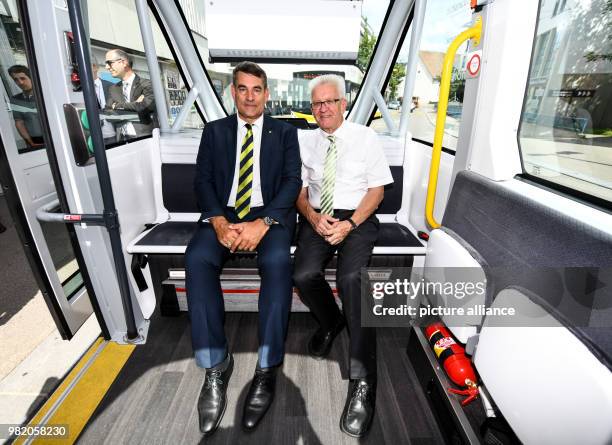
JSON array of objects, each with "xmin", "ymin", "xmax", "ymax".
[{"xmin": 425, "ymin": 16, "xmax": 482, "ymax": 229}]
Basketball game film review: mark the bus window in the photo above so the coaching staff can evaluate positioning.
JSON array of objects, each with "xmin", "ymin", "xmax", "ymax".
[
  {"xmin": 178, "ymin": 0, "xmax": 390, "ymax": 120},
  {"xmin": 370, "ymin": 0, "xmax": 472, "ymax": 150},
  {"xmin": 85, "ymin": 2, "xmax": 203, "ymax": 148},
  {"xmin": 0, "ymin": 1, "xmax": 45, "ymax": 155},
  {"xmin": 518, "ymin": 0, "xmax": 612, "ymax": 204}
]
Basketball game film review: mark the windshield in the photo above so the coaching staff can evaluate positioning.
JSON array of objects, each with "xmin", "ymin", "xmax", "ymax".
[{"xmin": 178, "ymin": 0, "xmax": 391, "ymax": 119}]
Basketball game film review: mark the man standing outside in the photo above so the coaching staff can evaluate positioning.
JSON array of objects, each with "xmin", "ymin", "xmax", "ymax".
[
  {"xmin": 185, "ymin": 61, "xmax": 301, "ymax": 436},
  {"xmin": 293, "ymin": 74, "xmax": 393, "ymax": 437},
  {"xmin": 103, "ymin": 49, "xmax": 156, "ymax": 139},
  {"xmin": 8, "ymin": 65, "xmax": 44, "ymax": 149}
]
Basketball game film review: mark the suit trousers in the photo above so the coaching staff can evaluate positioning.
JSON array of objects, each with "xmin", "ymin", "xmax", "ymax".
[
  {"xmin": 293, "ymin": 210, "xmax": 378, "ymax": 379},
  {"xmin": 185, "ymin": 208, "xmax": 293, "ymax": 369}
]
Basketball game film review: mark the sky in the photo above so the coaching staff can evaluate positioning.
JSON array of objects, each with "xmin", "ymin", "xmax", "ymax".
[{"xmin": 361, "ymin": 0, "xmax": 473, "ymax": 62}]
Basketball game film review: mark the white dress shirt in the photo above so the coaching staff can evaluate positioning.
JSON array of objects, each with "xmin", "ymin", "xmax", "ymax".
[
  {"xmin": 227, "ymin": 114, "xmax": 264, "ymax": 208},
  {"xmin": 298, "ymin": 120, "xmax": 393, "ymax": 210},
  {"xmin": 121, "ymin": 73, "xmax": 136, "ymax": 137}
]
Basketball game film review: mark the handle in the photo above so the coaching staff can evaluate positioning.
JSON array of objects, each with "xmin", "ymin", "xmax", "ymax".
[{"xmin": 425, "ymin": 17, "xmax": 482, "ymax": 229}]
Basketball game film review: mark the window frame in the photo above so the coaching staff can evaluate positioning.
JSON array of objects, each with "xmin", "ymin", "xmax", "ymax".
[{"xmin": 515, "ymin": 0, "xmax": 612, "ymax": 212}]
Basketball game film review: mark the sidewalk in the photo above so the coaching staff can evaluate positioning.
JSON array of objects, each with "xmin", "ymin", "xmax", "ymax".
[{"xmin": 0, "ymin": 314, "xmax": 100, "ymax": 442}]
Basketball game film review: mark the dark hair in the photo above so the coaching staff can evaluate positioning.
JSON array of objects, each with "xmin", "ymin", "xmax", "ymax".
[
  {"xmin": 8, "ymin": 65, "xmax": 31, "ymax": 79},
  {"xmin": 232, "ymin": 61, "xmax": 267, "ymax": 89}
]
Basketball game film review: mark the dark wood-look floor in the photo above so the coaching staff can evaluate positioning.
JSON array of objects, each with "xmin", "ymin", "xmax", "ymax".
[{"xmin": 78, "ymin": 313, "xmax": 444, "ymax": 445}]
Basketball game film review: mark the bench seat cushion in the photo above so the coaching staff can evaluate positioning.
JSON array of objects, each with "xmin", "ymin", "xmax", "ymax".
[{"xmin": 130, "ymin": 221, "xmax": 423, "ymax": 256}]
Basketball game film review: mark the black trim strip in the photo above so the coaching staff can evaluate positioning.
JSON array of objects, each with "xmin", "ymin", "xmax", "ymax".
[
  {"xmin": 515, "ymin": 174, "xmax": 612, "ymax": 214},
  {"xmin": 148, "ymin": 1, "xmax": 208, "ymax": 123},
  {"xmin": 15, "ymin": 0, "xmax": 110, "ymax": 340},
  {"xmin": 411, "ymin": 137, "xmax": 457, "ymax": 157},
  {"xmin": 210, "ymin": 56, "xmax": 358, "ymax": 65}
]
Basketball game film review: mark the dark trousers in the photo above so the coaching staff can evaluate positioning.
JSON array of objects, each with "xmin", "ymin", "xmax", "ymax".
[
  {"xmin": 185, "ymin": 208, "xmax": 293, "ymax": 369},
  {"xmin": 293, "ymin": 210, "xmax": 378, "ymax": 379}
]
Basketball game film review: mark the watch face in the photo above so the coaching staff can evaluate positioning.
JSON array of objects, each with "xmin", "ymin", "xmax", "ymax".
[{"xmin": 264, "ymin": 217, "xmax": 273, "ymax": 226}]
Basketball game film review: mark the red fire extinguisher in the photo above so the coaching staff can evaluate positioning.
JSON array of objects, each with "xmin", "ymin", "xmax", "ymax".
[{"xmin": 424, "ymin": 322, "xmax": 479, "ymax": 406}]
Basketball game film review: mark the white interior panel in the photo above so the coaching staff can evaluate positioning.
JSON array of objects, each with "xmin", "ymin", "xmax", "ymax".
[
  {"xmin": 475, "ymin": 288, "xmax": 612, "ymax": 445},
  {"xmin": 108, "ymin": 133, "xmax": 163, "ymax": 319},
  {"xmin": 424, "ymin": 229, "xmax": 485, "ymax": 342},
  {"xmin": 404, "ymin": 140, "xmax": 455, "ymax": 235}
]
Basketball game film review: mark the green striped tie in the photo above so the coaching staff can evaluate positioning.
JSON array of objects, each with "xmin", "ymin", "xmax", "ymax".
[
  {"xmin": 235, "ymin": 123, "xmax": 254, "ymax": 219},
  {"xmin": 320, "ymin": 135, "xmax": 337, "ymax": 216}
]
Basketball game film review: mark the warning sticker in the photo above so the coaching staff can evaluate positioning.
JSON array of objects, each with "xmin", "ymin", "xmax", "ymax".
[{"xmin": 466, "ymin": 50, "xmax": 482, "ymax": 78}]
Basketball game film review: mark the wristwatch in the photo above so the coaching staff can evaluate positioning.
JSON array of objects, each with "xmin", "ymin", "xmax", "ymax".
[
  {"xmin": 347, "ymin": 217, "xmax": 358, "ymax": 230},
  {"xmin": 263, "ymin": 216, "xmax": 277, "ymax": 226}
]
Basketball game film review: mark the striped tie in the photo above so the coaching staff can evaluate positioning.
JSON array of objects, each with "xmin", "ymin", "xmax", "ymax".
[
  {"xmin": 320, "ymin": 135, "xmax": 337, "ymax": 216},
  {"xmin": 235, "ymin": 123, "xmax": 254, "ymax": 219}
]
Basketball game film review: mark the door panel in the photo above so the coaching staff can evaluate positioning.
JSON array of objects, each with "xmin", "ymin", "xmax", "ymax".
[{"xmin": 0, "ymin": 0, "xmax": 92, "ymax": 338}]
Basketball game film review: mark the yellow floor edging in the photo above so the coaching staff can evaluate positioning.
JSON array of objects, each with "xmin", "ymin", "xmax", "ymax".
[{"xmin": 13, "ymin": 337, "xmax": 135, "ymax": 445}]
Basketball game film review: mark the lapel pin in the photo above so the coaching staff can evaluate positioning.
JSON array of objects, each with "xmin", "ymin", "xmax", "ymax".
[{"xmin": 268, "ymin": 130, "xmax": 272, "ymax": 134}]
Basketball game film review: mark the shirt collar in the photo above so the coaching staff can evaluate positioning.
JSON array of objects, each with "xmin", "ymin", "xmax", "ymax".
[
  {"xmin": 123, "ymin": 73, "xmax": 136, "ymax": 86},
  {"xmin": 237, "ymin": 113, "xmax": 264, "ymax": 131},
  {"xmin": 318, "ymin": 119, "xmax": 347, "ymax": 141}
]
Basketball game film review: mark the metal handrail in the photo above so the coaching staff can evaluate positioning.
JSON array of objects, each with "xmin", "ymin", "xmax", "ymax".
[{"xmin": 425, "ymin": 17, "xmax": 482, "ymax": 229}]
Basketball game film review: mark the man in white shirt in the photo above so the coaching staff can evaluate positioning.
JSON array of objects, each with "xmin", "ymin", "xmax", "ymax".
[{"xmin": 294, "ymin": 74, "xmax": 393, "ymax": 438}]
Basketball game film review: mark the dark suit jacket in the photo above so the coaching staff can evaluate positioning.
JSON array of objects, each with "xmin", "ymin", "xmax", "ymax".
[
  {"xmin": 106, "ymin": 74, "xmax": 157, "ymax": 137},
  {"xmin": 195, "ymin": 114, "xmax": 302, "ymax": 231}
]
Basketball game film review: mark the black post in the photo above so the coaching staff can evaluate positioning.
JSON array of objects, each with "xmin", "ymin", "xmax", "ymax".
[{"xmin": 66, "ymin": 0, "xmax": 139, "ymax": 340}]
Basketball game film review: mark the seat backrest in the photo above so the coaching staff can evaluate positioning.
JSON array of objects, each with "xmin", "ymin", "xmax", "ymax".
[{"xmin": 161, "ymin": 163, "xmax": 404, "ymax": 214}]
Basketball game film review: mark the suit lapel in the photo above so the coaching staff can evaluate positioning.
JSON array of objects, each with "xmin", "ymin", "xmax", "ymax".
[
  {"xmin": 130, "ymin": 75, "xmax": 140, "ymax": 102},
  {"xmin": 226, "ymin": 116, "xmax": 238, "ymax": 201},
  {"xmin": 260, "ymin": 116, "xmax": 272, "ymax": 198}
]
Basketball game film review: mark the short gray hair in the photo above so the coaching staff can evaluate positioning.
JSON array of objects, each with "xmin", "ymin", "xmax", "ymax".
[
  {"xmin": 309, "ymin": 74, "xmax": 345, "ymax": 98},
  {"xmin": 107, "ymin": 48, "xmax": 133, "ymax": 68}
]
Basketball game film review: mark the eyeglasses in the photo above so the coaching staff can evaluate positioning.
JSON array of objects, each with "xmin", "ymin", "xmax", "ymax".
[
  {"xmin": 311, "ymin": 98, "xmax": 341, "ymax": 110},
  {"xmin": 104, "ymin": 58, "xmax": 124, "ymax": 66}
]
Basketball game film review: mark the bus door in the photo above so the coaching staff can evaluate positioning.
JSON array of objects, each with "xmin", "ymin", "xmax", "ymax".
[{"xmin": 0, "ymin": 0, "xmax": 93, "ymax": 339}]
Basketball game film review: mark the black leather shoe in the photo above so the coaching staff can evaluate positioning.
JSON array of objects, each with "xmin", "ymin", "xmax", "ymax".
[
  {"xmin": 198, "ymin": 354, "xmax": 234, "ymax": 436},
  {"xmin": 308, "ymin": 317, "xmax": 345, "ymax": 359},
  {"xmin": 242, "ymin": 366, "xmax": 278, "ymax": 431},
  {"xmin": 340, "ymin": 377, "xmax": 376, "ymax": 438}
]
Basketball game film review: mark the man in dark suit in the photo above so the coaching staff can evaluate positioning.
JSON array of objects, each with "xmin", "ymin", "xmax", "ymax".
[
  {"xmin": 103, "ymin": 49, "xmax": 157, "ymax": 139},
  {"xmin": 185, "ymin": 61, "xmax": 301, "ymax": 436}
]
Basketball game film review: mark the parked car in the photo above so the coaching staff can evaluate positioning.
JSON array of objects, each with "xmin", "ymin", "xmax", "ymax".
[{"xmin": 388, "ymin": 100, "xmax": 401, "ymax": 110}]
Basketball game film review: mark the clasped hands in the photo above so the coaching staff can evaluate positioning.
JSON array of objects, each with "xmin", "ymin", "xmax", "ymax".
[
  {"xmin": 211, "ymin": 216, "xmax": 269, "ymax": 252},
  {"xmin": 309, "ymin": 213, "xmax": 352, "ymax": 245}
]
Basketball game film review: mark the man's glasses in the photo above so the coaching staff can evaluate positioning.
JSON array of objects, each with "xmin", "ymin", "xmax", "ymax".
[
  {"xmin": 311, "ymin": 98, "xmax": 341, "ymax": 110},
  {"xmin": 105, "ymin": 58, "xmax": 124, "ymax": 66}
]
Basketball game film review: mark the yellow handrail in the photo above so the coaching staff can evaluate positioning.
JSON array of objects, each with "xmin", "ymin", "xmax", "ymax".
[{"xmin": 425, "ymin": 17, "xmax": 482, "ymax": 229}]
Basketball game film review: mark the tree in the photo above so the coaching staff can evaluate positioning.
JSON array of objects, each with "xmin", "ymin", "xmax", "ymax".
[
  {"xmin": 357, "ymin": 18, "xmax": 376, "ymax": 73},
  {"xmin": 449, "ymin": 67, "xmax": 465, "ymax": 102},
  {"xmin": 388, "ymin": 63, "xmax": 406, "ymax": 101}
]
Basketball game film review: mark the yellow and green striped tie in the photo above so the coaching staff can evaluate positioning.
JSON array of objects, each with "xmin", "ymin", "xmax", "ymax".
[
  {"xmin": 235, "ymin": 123, "xmax": 254, "ymax": 219},
  {"xmin": 320, "ymin": 135, "xmax": 337, "ymax": 216}
]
